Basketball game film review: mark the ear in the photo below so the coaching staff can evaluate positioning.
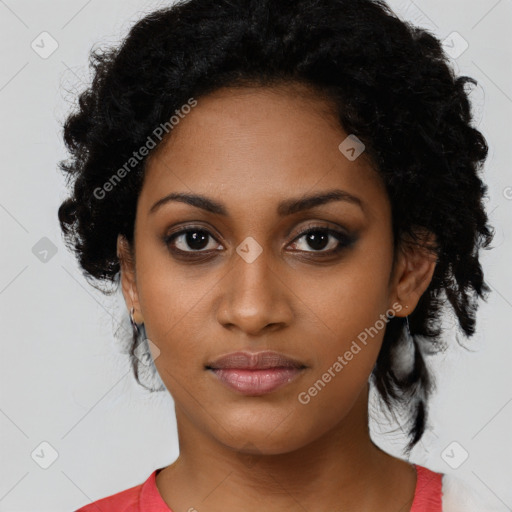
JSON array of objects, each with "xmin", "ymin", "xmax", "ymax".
[
  {"xmin": 117, "ymin": 234, "xmax": 144, "ymax": 324},
  {"xmin": 388, "ymin": 228, "xmax": 438, "ymax": 316}
]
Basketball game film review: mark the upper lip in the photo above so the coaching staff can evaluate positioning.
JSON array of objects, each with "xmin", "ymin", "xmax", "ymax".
[{"xmin": 206, "ymin": 350, "xmax": 306, "ymax": 370}]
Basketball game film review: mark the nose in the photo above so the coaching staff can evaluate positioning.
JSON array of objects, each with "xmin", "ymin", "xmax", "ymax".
[{"xmin": 215, "ymin": 249, "xmax": 294, "ymax": 336}]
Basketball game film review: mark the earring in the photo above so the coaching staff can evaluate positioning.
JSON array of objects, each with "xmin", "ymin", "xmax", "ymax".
[
  {"xmin": 391, "ymin": 315, "xmax": 416, "ymax": 380},
  {"xmin": 130, "ymin": 306, "xmax": 140, "ymax": 336}
]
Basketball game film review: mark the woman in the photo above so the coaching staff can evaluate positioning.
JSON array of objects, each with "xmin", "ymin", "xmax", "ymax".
[{"xmin": 58, "ymin": 0, "xmax": 498, "ymax": 510}]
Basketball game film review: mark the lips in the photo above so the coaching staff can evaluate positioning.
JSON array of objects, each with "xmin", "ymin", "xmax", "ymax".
[
  {"xmin": 205, "ymin": 350, "xmax": 306, "ymax": 370},
  {"xmin": 205, "ymin": 350, "xmax": 307, "ymax": 396}
]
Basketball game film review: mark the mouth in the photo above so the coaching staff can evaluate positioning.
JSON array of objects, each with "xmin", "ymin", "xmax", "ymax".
[{"xmin": 205, "ymin": 350, "xmax": 307, "ymax": 396}]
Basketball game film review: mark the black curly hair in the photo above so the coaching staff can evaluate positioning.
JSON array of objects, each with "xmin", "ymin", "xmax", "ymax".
[{"xmin": 57, "ymin": 0, "xmax": 494, "ymax": 455}]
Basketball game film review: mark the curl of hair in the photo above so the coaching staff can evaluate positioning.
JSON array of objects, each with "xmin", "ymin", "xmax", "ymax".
[{"xmin": 58, "ymin": 0, "xmax": 494, "ymax": 454}]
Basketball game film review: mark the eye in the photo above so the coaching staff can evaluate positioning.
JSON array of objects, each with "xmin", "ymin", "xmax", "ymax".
[
  {"xmin": 164, "ymin": 227, "xmax": 222, "ymax": 254},
  {"xmin": 289, "ymin": 225, "xmax": 354, "ymax": 254},
  {"xmin": 163, "ymin": 223, "xmax": 356, "ymax": 260}
]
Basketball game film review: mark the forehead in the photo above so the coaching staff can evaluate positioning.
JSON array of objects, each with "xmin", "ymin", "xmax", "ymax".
[{"xmin": 139, "ymin": 84, "xmax": 387, "ymax": 218}]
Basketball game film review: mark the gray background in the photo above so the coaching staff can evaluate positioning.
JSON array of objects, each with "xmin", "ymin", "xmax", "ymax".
[{"xmin": 0, "ymin": 0, "xmax": 511, "ymax": 510}]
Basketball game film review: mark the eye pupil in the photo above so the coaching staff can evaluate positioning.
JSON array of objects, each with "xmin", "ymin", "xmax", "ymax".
[
  {"xmin": 187, "ymin": 230, "xmax": 209, "ymax": 250},
  {"xmin": 306, "ymin": 231, "xmax": 329, "ymax": 251}
]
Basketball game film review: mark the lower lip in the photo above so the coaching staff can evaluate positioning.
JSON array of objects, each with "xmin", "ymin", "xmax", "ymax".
[{"xmin": 209, "ymin": 367, "xmax": 304, "ymax": 395}]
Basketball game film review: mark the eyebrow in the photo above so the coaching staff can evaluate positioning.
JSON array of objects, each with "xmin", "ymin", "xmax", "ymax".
[{"xmin": 149, "ymin": 189, "xmax": 364, "ymax": 217}]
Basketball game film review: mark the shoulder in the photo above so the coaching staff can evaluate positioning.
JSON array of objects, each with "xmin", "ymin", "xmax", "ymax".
[
  {"xmin": 411, "ymin": 464, "xmax": 505, "ymax": 512},
  {"xmin": 441, "ymin": 473, "xmax": 506, "ymax": 512},
  {"xmin": 411, "ymin": 464, "xmax": 443, "ymax": 511},
  {"xmin": 74, "ymin": 472, "xmax": 152, "ymax": 512}
]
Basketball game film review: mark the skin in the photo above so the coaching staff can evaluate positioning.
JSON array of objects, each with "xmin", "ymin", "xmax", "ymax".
[{"xmin": 117, "ymin": 83, "xmax": 437, "ymax": 512}]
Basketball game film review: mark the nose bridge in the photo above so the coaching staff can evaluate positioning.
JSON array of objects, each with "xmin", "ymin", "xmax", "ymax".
[
  {"xmin": 216, "ymin": 240, "xmax": 292, "ymax": 334},
  {"xmin": 234, "ymin": 242, "xmax": 274, "ymax": 296}
]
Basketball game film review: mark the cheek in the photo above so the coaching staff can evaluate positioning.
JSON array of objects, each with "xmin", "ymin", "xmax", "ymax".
[
  {"xmin": 294, "ymin": 295, "xmax": 387, "ymax": 428},
  {"xmin": 303, "ymin": 245, "xmax": 392, "ymax": 345},
  {"xmin": 134, "ymin": 248, "xmax": 205, "ymax": 361},
  {"xmin": 139, "ymin": 278, "xmax": 205, "ymax": 358},
  {"xmin": 298, "ymin": 281, "xmax": 387, "ymax": 398},
  {"xmin": 294, "ymin": 247, "xmax": 392, "ymax": 404}
]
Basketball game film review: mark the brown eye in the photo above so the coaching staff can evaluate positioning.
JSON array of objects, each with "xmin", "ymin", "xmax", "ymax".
[
  {"xmin": 165, "ymin": 228, "xmax": 221, "ymax": 253},
  {"xmin": 289, "ymin": 226, "xmax": 354, "ymax": 254}
]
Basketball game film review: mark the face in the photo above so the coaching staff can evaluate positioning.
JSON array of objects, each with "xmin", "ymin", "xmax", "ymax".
[{"xmin": 118, "ymin": 84, "xmax": 435, "ymax": 455}]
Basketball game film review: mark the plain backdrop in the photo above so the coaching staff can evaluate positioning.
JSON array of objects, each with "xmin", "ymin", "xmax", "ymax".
[{"xmin": 0, "ymin": 0, "xmax": 511, "ymax": 510}]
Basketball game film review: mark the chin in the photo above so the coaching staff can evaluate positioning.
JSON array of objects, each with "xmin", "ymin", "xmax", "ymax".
[{"xmin": 212, "ymin": 416, "xmax": 319, "ymax": 456}]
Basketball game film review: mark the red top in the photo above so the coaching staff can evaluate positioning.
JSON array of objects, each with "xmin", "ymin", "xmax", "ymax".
[{"xmin": 75, "ymin": 463, "xmax": 443, "ymax": 511}]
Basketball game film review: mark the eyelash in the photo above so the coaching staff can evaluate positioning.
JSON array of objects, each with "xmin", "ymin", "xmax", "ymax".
[{"xmin": 163, "ymin": 223, "xmax": 355, "ymax": 260}]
